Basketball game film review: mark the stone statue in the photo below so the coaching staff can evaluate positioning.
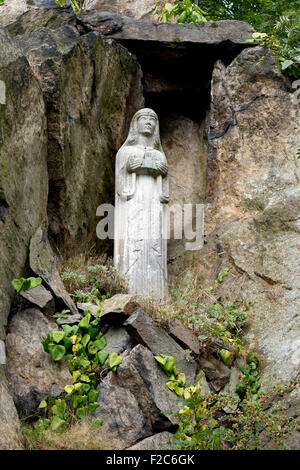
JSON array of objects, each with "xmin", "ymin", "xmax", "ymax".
[{"xmin": 114, "ymin": 108, "xmax": 169, "ymax": 300}]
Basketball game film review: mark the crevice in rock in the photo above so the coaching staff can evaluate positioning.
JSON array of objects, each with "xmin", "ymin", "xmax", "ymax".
[{"xmin": 254, "ymin": 271, "xmax": 282, "ymax": 287}]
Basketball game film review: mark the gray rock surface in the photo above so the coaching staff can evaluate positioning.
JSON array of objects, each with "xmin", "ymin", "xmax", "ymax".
[
  {"xmin": 194, "ymin": 46, "xmax": 300, "ymax": 395},
  {"xmin": 168, "ymin": 318, "xmax": 200, "ymax": 355},
  {"xmin": 94, "ymin": 345, "xmax": 182, "ymax": 448},
  {"xmin": 79, "ymin": 11, "xmax": 254, "ymax": 46},
  {"xmin": 0, "ymin": 28, "xmax": 48, "ymax": 340},
  {"xmin": 127, "ymin": 431, "xmax": 173, "ymax": 450},
  {"xmin": 104, "ymin": 327, "xmax": 132, "ymax": 355},
  {"xmin": 124, "ymin": 310, "xmax": 197, "ymax": 383},
  {"xmin": 6, "ymin": 308, "xmax": 72, "ymax": 419},
  {"xmin": 29, "ymin": 227, "xmax": 78, "ymax": 315},
  {"xmin": 20, "ymin": 284, "xmax": 55, "ymax": 312},
  {"xmin": 0, "ymin": 382, "xmax": 24, "ymax": 449},
  {"xmin": 198, "ymin": 357, "xmax": 230, "ymax": 392}
]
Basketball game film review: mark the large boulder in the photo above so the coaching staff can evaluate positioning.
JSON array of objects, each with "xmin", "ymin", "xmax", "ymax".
[
  {"xmin": 5, "ymin": 6, "xmax": 144, "ymax": 253},
  {"xmin": 6, "ymin": 308, "xmax": 72, "ymax": 419},
  {"xmin": 124, "ymin": 310, "xmax": 197, "ymax": 382},
  {"xmin": 193, "ymin": 46, "xmax": 300, "ymax": 392},
  {"xmin": 0, "ymin": 382, "xmax": 24, "ymax": 449},
  {"xmin": 93, "ymin": 345, "xmax": 182, "ymax": 448},
  {"xmin": 0, "ymin": 28, "xmax": 48, "ymax": 340}
]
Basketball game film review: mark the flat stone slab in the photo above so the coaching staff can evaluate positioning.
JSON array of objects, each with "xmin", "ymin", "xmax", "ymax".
[
  {"xmin": 127, "ymin": 431, "xmax": 173, "ymax": 450},
  {"xmin": 168, "ymin": 318, "xmax": 200, "ymax": 355},
  {"xmin": 78, "ymin": 11, "xmax": 254, "ymax": 46},
  {"xmin": 99, "ymin": 294, "xmax": 141, "ymax": 325},
  {"xmin": 20, "ymin": 284, "xmax": 54, "ymax": 311},
  {"xmin": 124, "ymin": 310, "xmax": 197, "ymax": 383},
  {"xmin": 77, "ymin": 302, "xmax": 100, "ymax": 317}
]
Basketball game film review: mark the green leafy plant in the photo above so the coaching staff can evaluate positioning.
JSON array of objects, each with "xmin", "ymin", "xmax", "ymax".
[
  {"xmin": 11, "ymin": 276, "xmax": 42, "ymax": 293},
  {"xmin": 147, "ymin": 268, "xmax": 249, "ymax": 354},
  {"xmin": 39, "ymin": 310, "xmax": 123, "ymax": 430},
  {"xmin": 158, "ymin": 356, "xmax": 300, "ymax": 450},
  {"xmin": 154, "ymin": 0, "xmax": 207, "ymax": 23},
  {"xmin": 60, "ymin": 263, "xmax": 127, "ymax": 305},
  {"xmin": 247, "ymin": 17, "xmax": 300, "ymax": 78},
  {"xmin": 236, "ymin": 352, "xmax": 260, "ymax": 399}
]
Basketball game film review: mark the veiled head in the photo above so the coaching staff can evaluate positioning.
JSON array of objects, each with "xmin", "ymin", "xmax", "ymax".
[{"xmin": 122, "ymin": 108, "xmax": 164, "ymax": 152}]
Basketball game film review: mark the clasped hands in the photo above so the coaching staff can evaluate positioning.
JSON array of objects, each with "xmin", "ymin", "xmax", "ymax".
[{"xmin": 127, "ymin": 154, "xmax": 168, "ymax": 176}]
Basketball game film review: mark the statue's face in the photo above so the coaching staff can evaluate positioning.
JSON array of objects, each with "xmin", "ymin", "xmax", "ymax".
[{"xmin": 137, "ymin": 114, "xmax": 157, "ymax": 136}]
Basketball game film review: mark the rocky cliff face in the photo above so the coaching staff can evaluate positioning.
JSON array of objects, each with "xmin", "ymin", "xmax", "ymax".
[
  {"xmin": 0, "ymin": 2, "xmax": 299, "ymax": 450},
  {"xmin": 200, "ymin": 46, "xmax": 300, "ymax": 391}
]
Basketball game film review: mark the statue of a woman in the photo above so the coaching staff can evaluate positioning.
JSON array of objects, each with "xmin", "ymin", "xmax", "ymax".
[{"xmin": 114, "ymin": 108, "xmax": 169, "ymax": 300}]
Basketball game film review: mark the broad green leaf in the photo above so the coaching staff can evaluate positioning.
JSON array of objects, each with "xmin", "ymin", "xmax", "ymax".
[
  {"xmin": 177, "ymin": 373, "xmax": 186, "ymax": 386},
  {"xmin": 80, "ymin": 374, "xmax": 91, "ymax": 383},
  {"xmin": 90, "ymin": 418, "xmax": 102, "ymax": 429},
  {"xmin": 88, "ymin": 403, "xmax": 99, "ymax": 412},
  {"xmin": 82, "ymin": 383, "xmax": 91, "ymax": 393},
  {"xmin": 78, "ymin": 313, "xmax": 91, "ymax": 328},
  {"xmin": 38, "ymin": 400, "xmax": 47, "ymax": 409},
  {"xmin": 63, "ymin": 337, "xmax": 73, "ymax": 351},
  {"xmin": 72, "ymin": 395, "xmax": 83, "ymax": 408},
  {"xmin": 94, "ymin": 336, "xmax": 107, "ymax": 351},
  {"xmin": 76, "ymin": 406, "xmax": 88, "ymax": 419},
  {"xmin": 81, "ymin": 334, "xmax": 90, "ymax": 348},
  {"xmin": 51, "ymin": 415, "xmax": 65, "ymax": 431},
  {"xmin": 219, "ymin": 349, "xmax": 232, "ymax": 365},
  {"xmin": 51, "ymin": 330, "xmax": 65, "ymax": 344},
  {"xmin": 88, "ymin": 389, "xmax": 99, "ymax": 403},
  {"xmin": 174, "ymin": 385, "xmax": 184, "ymax": 397},
  {"xmin": 108, "ymin": 352, "xmax": 123, "ymax": 372},
  {"xmin": 73, "ymin": 370, "xmax": 81, "ymax": 383},
  {"xmin": 11, "ymin": 278, "xmax": 25, "ymax": 292},
  {"xmin": 281, "ymin": 59, "xmax": 294, "ymax": 70},
  {"xmin": 166, "ymin": 380, "xmax": 176, "ymax": 391},
  {"xmin": 88, "ymin": 341, "xmax": 98, "ymax": 355},
  {"xmin": 48, "ymin": 343, "xmax": 66, "ymax": 361},
  {"xmin": 62, "ymin": 325, "xmax": 79, "ymax": 337},
  {"xmin": 64, "ymin": 385, "xmax": 74, "ymax": 395},
  {"xmin": 22, "ymin": 277, "xmax": 42, "ymax": 291},
  {"xmin": 97, "ymin": 350, "xmax": 109, "ymax": 366},
  {"xmin": 74, "ymin": 382, "xmax": 82, "ymax": 391}
]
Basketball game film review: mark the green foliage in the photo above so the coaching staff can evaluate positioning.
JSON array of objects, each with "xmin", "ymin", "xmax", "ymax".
[
  {"xmin": 236, "ymin": 352, "xmax": 260, "ymax": 398},
  {"xmin": 39, "ymin": 310, "xmax": 123, "ymax": 430},
  {"xmin": 55, "ymin": 0, "xmax": 82, "ymax": 13},
  {"xmin": 61, "ymin": 263, "xmax": 126, "ymax": 305},
  {"xmin": 247, "ymin": 17, "xmax": 300, "ymax": 78},
  {"xmin": 108, "ymin": 352, "xmax": 123, "ymax": 372},
  {"xmin": 159, "ymin": 356, "xmax": 300, "ymax": 450},
  {"xmin": 155, "ymin": 1, "xmax": 300, "ymax": 78},
  {"xmin": 297, "ymin": 149, "xmax": 300, "ymax": 159},
  {"xmin": 11, "ymin": 276, "xmax": 42, "ymax": 293},
  {"xmin": 153, "ymin": 268, "xmax": 249, "ymax": 352},
  {"xmin": 154, "ymin": 0, "xmax": 207, "ymax": 23}
]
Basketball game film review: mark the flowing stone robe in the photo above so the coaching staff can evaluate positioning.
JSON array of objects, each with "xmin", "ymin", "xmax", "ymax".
[{"xmin": 114, "ymin": 109, "xmax": 169, "ymax": 300}]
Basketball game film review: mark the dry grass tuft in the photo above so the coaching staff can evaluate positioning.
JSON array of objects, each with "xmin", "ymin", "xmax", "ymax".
[{"xmin": 22, "ymin": 420, "xmax": 123, "ymax": 451}]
